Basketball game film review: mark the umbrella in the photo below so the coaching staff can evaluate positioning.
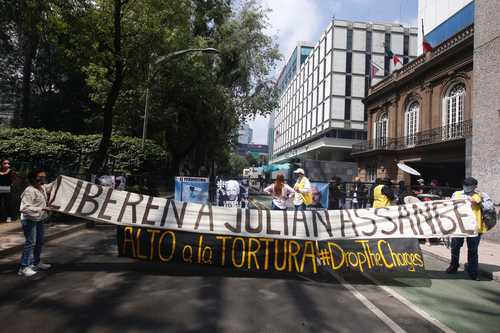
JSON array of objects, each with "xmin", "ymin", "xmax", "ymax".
[{"xmin": 397, "ymin": 162, "xmax": 421, "ymax": 176}]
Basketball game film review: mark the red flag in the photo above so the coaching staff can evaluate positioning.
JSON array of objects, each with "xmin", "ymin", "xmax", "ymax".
[
  {"xmin": 422, "ymin": 19, "xmax": 433, "ymax": 53},
  {"xmin": 422, "ymin": 40, "xmax": 433, "ymax": 53},
  {"xmin": 393, "ymin": 55, "xmax": 402, "ymax": 66}
]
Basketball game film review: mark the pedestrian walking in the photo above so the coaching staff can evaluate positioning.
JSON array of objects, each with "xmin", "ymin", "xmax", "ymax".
[
  {"xmin": 446, "ymin": 177, "xmax": 495, "ymax": 280},
  {"xmin": 0, "ymin": 159, "xmax": 16, "ymax": 223},
  {"xmin": 263, "ymin": 173, "xmax": 295, "ymax": 211},
  {"xmin": 292, "ymin": 168, "xmax": 312, "ymax": 211},
  {"xmin": 18, "ymin": 169, "xmax": 54, "ymax": 277},
  {"xmin": 372, "ymin": 177, "xmax": 395, "ymax": 208}
]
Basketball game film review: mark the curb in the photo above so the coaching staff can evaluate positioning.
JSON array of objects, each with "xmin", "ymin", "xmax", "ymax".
[
  {"xmin": 421, "ymin": 248, "xmax": 499, "ymax": 282},
  {"xmin": 0, "ymin": 223, "xmax": 87, "ymax": 259}
]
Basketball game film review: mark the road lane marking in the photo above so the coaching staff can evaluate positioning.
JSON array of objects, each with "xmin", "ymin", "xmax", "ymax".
[
  {"xmin": 331, "ymin": 273, "xmax": 407, "ymax": 333},
  {"xmin": 362, "ymin": 273, "xmax": 455, "ymax": 333}
]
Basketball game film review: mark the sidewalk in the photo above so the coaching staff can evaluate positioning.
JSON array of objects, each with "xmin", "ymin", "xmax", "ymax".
[
  {"xmin": 422, "ymin": 239, "xmax": 500, "ymax": 282},
  {"xmin": 0, "ymin": 220, "xmax": 86, "ymax": 258}
]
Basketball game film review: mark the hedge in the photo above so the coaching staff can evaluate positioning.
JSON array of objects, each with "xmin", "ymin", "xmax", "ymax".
[{"xmin": 0, "ymin": 128, "xmax": 168, "ymax": 176}]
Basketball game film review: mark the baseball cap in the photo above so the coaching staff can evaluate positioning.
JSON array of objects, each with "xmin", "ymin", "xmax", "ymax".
[
  {"xmin": 463, "ymin": 177, "xmax": 478, "ymax": 186},
  {"xmin": 293, "ymin": 168, "xmax": 305, "ymax": 175}
]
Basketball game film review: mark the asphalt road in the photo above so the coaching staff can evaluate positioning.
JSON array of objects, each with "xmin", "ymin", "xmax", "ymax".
[{"xmin": 0, "ymin": 226, "xmax": 499, "ymax": 333}]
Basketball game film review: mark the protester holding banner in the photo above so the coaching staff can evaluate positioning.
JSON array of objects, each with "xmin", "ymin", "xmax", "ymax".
[
  {"xmin": 263, "ymin": 173, "xmax": 295, "ymax": 210},
  {"xmin": 0, "ymin": 159, "xmax": 16, "ymax": 223},
  {"xmin": 18, "ymin": 169, "xmax": 53, "ymax": 277},
  {"xmin": 446, "ymin": 177, "xmax": 494, "ymax": 280},
  {"xmin": 292, "ymin": 168, "xmax": 312, "ymax": 211},
  {"xmin": 372, "ymin": 178, "xmax": 395, "ymax": 208}
]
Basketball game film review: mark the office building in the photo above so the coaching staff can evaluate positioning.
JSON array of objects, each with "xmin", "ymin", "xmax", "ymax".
[{"xmin": 269, "ymin": 20, "xmax": 418, "ymax": 179}]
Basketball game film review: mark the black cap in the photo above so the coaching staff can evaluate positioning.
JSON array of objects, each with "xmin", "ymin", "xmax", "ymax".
[{"xmin": 463, "ymin": 177, "xmax": 478, "ymax": 186}]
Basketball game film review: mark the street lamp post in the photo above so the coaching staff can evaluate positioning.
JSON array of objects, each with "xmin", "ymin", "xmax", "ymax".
[{"xmin": 141, "ymin": 48, "xmax": 220, "ymax": 149}]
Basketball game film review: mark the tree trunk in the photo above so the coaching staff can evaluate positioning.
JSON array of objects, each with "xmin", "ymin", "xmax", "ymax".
[
  {"xmin": 21, "ymin": 42, "xmax": 34, "ymax": 127},
  {"xmin": 89, "ymin": 0, "xmax": 124, "ymax": 174}
]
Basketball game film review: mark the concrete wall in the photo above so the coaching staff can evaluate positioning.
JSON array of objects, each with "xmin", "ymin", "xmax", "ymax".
[{"xmin": 472, "ymin": 0, "xmax": 500, "ymax": 242}]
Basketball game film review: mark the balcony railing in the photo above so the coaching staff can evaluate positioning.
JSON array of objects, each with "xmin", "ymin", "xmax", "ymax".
[{"xmin": 352, "ymin": 120, "xmax": 472, "ymax": 155}]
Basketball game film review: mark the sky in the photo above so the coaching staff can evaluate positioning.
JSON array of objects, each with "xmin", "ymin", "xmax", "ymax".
[{"xmin": 247, "ymin": 0, "xmax": 418, "ymax": 144}]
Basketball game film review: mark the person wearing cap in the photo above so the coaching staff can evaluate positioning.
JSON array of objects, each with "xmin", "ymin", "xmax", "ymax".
[
  {"xmin": 292, "ymin": 168, "xmax": 312, "ymax": 211},
  {"xmin": 372, "ymin": 177, "xmax": 395, "ymax": 208},
  {"xmin": 446, "ymin": 177, "xmax": 494, "ymax": 280}
]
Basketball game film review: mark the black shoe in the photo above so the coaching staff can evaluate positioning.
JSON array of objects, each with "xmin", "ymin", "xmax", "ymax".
[
  {"xmin": 467, "ymin": 270, "xmax": 480, "ymax": 281},
  {"xmin": 446, "ymin": 265, "xmax": 458, "ymax": 274}
]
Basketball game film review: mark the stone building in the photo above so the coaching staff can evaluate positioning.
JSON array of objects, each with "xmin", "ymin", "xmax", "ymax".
[
  {"xmin": 352, "ymin": 24, "xmax": 474, "ymax": 188},
  {"xmin": 472, "ymin": 0, "xmax": 500, "ymax": 242}
]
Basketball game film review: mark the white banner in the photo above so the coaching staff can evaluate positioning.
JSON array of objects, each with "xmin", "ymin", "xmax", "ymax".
[{"xmin": 48, "ymin": 176, "xmax": 478, "ymax": 240}]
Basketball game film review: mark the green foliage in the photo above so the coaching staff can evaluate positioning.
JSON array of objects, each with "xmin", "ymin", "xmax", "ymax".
[
  {"xmin": 0, "ymin": 128, "xmax": 168, "ymax": 175},
  {"xmin": 230, "ymin": 153, "xmax": 250, "ymax": 176},
  {"xmin": 0, "ymin": 0, "xmax": 281, "ymax": 175}
]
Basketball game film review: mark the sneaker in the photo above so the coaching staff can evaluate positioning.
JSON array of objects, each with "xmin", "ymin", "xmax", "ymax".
[
  {"xmin": 445, "ymin": 265, "xmax": 458, "ymax": 274},
  {"xmin": 6, "ymin": 217, "xmax": 12, "ymax": 223},
  {"xmin": 34, "ymin": 262, "xmax": 52, "ymax": 270},
  {"xmin": 18, "ymin": 266, "xmax": 37, "ymax": 277}
]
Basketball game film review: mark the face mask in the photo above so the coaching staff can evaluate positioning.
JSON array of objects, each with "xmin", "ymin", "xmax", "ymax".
[
  {"xmin": 463, "ymin": 185, "xmax": 475, "ymax": 193},
  {"xmin": 36, "ymin": 176, "xmax": 47, "ymax": 184}
]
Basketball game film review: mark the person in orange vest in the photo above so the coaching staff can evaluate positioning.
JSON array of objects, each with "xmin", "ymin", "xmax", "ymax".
[
  {"xmin": 446, "ymin": 177, "xmax": 494, "ymax": 280},
  {"xmin": 371, "ymin": 178, "xmax": 395, "ymax": 208},
  {"xmin": 292, "ymin": 168, "xmax": 312, "ymax": 211}
]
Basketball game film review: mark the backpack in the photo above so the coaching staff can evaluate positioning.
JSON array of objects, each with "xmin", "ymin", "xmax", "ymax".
[{"xmin": 480, "ymin": 193, "xmax": 497, "ymax": 231}]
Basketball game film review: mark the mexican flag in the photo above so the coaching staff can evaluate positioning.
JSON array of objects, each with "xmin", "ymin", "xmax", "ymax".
[{"xmin": 384, "ymin": 44, "xmax": 402, "ymax": 66}]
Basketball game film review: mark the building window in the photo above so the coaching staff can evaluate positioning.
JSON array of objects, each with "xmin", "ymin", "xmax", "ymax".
[
  {"xmin": 375, "ymin": 112, "xmax": 388, "ymax": 147},
  {"xmin": 443, "ymin": 83, "xmax": 465, "ymax": 139},
  {"xmin": 403, "ymin": 34, "xmax": 409, "ymax": 64},
  {"xmin": 345, "ymin": 75, "xmax": 352, "ymax": 96},
  {"xmin": 345, "ymin": 99, "xmax": 351, "ymax": 120},
  {"xmin": 384, "ymin": 33, "xmax": 391, "ymax": 76},
  {"xmin": 347, "ymin": 29, "xmax": 353, "ymax": 51},
  {"xmin": 366, "ymin": 31, "xmax": 372, "ymax": 53},
  {"xmin": 405, "ymin": 101, "xmax": 419, "ymax": 146},
  {"xmin": 346, "ymin": 52, "xmax": 352, "ymax": 73}
]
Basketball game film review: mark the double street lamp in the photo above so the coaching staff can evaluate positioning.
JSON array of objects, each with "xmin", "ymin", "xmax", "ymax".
[{"xmin": 141, "ymin": 47, "xmax": 220, "ymax": 149}]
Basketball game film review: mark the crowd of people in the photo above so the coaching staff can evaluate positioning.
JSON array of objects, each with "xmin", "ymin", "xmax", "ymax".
[
  {"xmin": 1, "ymin": 159, "xmax": 495, "ymax": 281},
  {"xmin": 262, "ymin": 167, "xmax": 495, "ymax": 281}
]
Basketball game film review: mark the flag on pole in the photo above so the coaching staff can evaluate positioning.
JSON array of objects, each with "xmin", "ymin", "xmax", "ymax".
[
  {"xmin": 421, "ymin": 19, "xmax": 433, "ymax": 53},
  {"xmin": 384, "ymin": 43, "xmax": 402, "ymax": 66},
  {"xmin": 370, "ymin": 61, "xmax": 383, "ymax": 79}
]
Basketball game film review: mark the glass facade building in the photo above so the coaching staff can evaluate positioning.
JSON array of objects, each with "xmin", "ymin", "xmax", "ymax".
[{"xmin": 270, "ymin": 20, "xmax": 417, "ymax": 164}]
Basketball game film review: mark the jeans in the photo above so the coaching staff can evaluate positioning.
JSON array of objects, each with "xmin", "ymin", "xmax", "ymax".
[
  {"xmin": 294, "ymin": 203, "xmax": 305, "ymax": 211},
  {"xmin": 19, "ymin": 219, "xmax": 45, "ymax": 268},
  {"xmin": 450, "ymin": 234, "xmax": 481, "ymax": 275}
]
